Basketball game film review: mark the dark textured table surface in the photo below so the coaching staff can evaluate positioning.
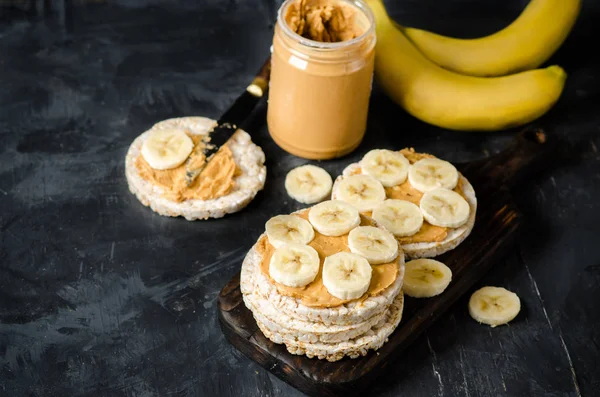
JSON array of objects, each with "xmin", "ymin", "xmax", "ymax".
[{"xmin": 1, "ymin": 1, "xmax": 599, "ymax": 396}]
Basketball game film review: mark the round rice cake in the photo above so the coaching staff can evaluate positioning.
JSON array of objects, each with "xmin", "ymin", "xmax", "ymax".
[
  {"xmin": 243, "ymin": 290, "xmax": 387, "ymax": 343},
  {"xmin": 332, "ymin": 163, "xmax": 477, "ymax": 259},
  {"xmin": 125, "ymin": 117, "xmax": 266, "ymax": 220},
  {"xmin": 242, "ymin": 263, "xmax": 391, "ymax": 343},
  {"xmin": 240, "ymin": 234, "xmax": 405, "ymax": 326},
  {"xmin": 256, "ymin": 291, "xmax": 404, "ymax": 362}
]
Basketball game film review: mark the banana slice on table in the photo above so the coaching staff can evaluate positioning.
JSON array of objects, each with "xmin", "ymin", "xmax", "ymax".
[
  {"xmin": 308, "ymin": 200, "xmax": 360, "ymax": 237},
  {"xmin": 403, "ymin": 259, "xmax": 452, "ymax": 298},
  {"xmin": 469, "ymin": 286, "xmax": 521, "ymax": 327},
  {"xmin": 265, "ymin": 215, "xmax": 315, "ymax": 248},
  {"xmin": 335, "ymin": 175, "xmax": 386, "ymax": 212},
  {"xmin": 360, "ymin": 149, "xmax": 410, "ymax": 187},
  {"xmin": 420, "ymin": 188, "xmax": 470, "ymax": 228},
  {"xmin": 322, "ymin": 252, "xmax": 373, "ymax": 300},
  {"xmin": 348, "ymin": 226, "xmax": 399, "ymax": 265},
  {"xmin": 408, "ymin": 158, "xmax": 459, "ymax": 192},
  {"xmin": 285, "ymin": 165, "xmax": 333, "ymax": 204},
  {"xmin": 269, "ymin": 243, "xmax": 320, "ymax": 287},
  {"xmin": 372, "ymin": 199, "xmax": 424, "ymax": 237},
  {"xmin": 141, "ymin": 128, "xmax": 194, "ymax": 170}
]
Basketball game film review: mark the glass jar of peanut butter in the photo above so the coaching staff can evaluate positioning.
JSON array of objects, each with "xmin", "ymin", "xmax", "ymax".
[{"xmin": 267, "ymin": 0, "xmax": 376, "ymax": 160}]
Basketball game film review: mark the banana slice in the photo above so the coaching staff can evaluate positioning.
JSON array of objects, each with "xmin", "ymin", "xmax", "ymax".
[
  {"xmin": 269, "ymin": 243, "xmax": 320, "ymax": 288},
  {"xmin": 420, "ymin": 188, "xmax": 470, "ymax": 228},
  {"xmin": 335, "ymin": 175, "xmax": 386, "ymax": 212},
  {"xmin": 308, "ymin": 200, "xmax": 360, "ymax": 237},
  {"xmin": 322, "ymin": 252, "xmax": 372, "ymax": 300},
  {"xmin": 347, "ymin": 226, "xmax": 399, "ymax": 265},
  {"xmin": 372, "ymin": 199, "xmax": 424, "ymax": 237},
  {"xmin": 469, "ymin": 286, "xmax": 521, "ymax": 327},
  {"xmin": 360, "ymin": 149, "xmax": 410, "ymax": 187},
  {"xmin": 285, "ymin": 165, "xmax": 333, "ymax": 204},
  {"xmin": 408, "ymin": 158, "xmax": 459, "ymax": 192},
  {"xmin": 265, "ymin": 215, "xmax": 315, "ymax": 248},
  {"xmin": 403, "ymin": 259, "xmax": 452, "ymax": 298},
  {"xmin": 141, "ymin": 128, "xmax": 194, "ymax": 170}
]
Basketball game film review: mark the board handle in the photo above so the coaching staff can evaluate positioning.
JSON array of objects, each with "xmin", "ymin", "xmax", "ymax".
[{"xmin": 462, "ymin": 127, "xmax": 557, "ymax": 188}]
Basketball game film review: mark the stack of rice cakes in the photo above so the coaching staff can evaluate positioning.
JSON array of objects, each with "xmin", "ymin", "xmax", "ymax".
[{"xmin": 241, "ymin": 206, "xmax": 405, "ymax": 362}]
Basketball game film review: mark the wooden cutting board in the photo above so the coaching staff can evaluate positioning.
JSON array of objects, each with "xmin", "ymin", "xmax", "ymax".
[{"xmin": 217, "ymin": 128, "xmax": 555, "ymax": 397}]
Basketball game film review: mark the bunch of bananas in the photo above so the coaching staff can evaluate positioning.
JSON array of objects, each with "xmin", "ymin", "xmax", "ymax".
[{"xmin": 366, "ymin": 0, "xmax": 581, "ymax": 131}]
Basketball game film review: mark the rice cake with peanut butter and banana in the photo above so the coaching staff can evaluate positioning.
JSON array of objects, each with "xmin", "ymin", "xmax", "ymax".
[
  {"xmin": 240, "ymin": 201, "xmax": 405, "ymax": 361},
  {"xmin": 125, "ymin": 117, "xmax": 266, "ymax": 220},
  {"xmin": 332, "ymin": 148, "xmax": 477, "ymax": 258}
]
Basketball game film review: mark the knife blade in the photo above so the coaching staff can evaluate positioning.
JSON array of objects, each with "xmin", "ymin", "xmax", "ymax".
[{"xmin": 184, "ymin": 56, "xmax": 271, "ymax": 186}]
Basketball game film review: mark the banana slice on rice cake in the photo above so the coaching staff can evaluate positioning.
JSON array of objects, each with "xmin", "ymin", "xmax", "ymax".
[
  {"xmin": 125, "ymin": 116, "xmax": 266, "ymax": 220},
  {"xmin": 332, "ymin": 148, "xmax": 477, "ymax": 259}
]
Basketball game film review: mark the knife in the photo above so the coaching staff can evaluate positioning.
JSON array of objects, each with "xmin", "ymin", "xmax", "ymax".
[{"xmin": 184, "ymin": 56, "xmax": 271, "ymax": 186}]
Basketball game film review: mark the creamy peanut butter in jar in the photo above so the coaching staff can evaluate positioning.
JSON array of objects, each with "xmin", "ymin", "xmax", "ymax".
[{"xmin": 267, "ymin": 0, "xmax": 376, "ymax": 160}]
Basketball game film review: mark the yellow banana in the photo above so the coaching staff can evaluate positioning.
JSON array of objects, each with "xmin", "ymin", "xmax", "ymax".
[
  {"xmin": 366, "ymin": 0, "xmax": 567, "ymax": 131},
  {"xmin": 401, "ymin": 0, "xmax": 581, "ymax": 77}
]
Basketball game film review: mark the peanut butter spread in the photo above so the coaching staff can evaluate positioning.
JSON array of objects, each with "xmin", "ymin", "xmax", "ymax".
[
  {"xmin": 354, "ymin": 148, "xmax": 467, "ymax": 244},
  {"xmin": 257, "ymin": 210, "xmax": 399, "ymax": 308},
  {"xmin": 285, "ymin": 0, "xmax": 364, "ymax": 42},
  {"xmin": 135, "ymin": 134, "xmax": 237, "ymax": 202}
]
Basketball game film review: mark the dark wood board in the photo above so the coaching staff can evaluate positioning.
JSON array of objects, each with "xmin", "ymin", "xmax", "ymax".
[{"xmin": 217, "ymin": 128, "xmax": 556, "ymax": 397}]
